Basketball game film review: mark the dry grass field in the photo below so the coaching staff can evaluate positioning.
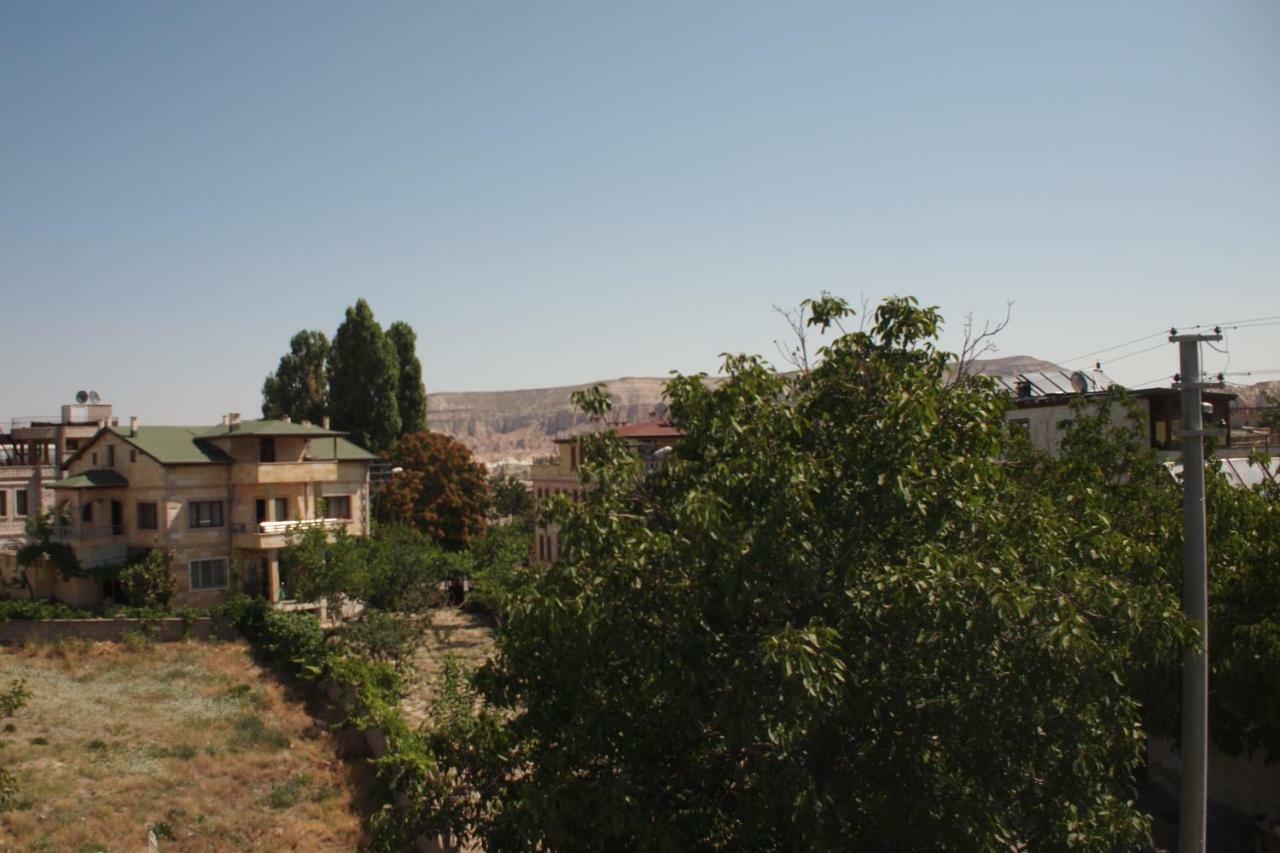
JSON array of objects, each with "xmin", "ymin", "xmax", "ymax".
[{"xmin": 0, "ymin": 639, "xmax": 368, "ymax": 852}]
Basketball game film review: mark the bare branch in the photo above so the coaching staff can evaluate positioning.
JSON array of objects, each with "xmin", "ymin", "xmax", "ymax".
[{"xmin": 949, "ymin": 301, "xmax": 1013, "ymax": 387}]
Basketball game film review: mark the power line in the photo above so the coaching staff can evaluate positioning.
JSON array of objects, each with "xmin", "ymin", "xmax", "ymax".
[
  {"xmin": 1098, "ymin": 340, "xmax": 1170, "ymax": 367},
  {"xmin": 1055, "ymin": 331, "xmax": 1167, "ymax": 366}
]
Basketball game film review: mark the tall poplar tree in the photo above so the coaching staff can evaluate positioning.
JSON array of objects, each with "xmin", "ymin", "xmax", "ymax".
[
  {"xmin": 261, "ymin": 330, "xmax": 330, "ymax": 424},
  {"xmin": 387, "ymin": 321, "xmax": 427, "ymax": 433},
  {"xmin": 327, "ymin": 299, "xmax": 402, "ymax": 452}
]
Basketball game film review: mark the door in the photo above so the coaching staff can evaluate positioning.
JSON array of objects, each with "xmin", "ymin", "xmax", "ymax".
[{"xmin": 255, "ymin": 499, "xmax": 268, "ymax": 525}]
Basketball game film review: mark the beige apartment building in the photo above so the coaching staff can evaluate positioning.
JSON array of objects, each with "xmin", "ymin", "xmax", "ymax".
[
  {"xmin": 0, "ymin": 398, "xmax": 110, "ymax": 590},
  {"xmin": 46, "ymin": 413, "xmax": 375, "ymax": 607},
  {"xmin": 530, "ymin": 418, "xmax": 683, "ymax": 564}
]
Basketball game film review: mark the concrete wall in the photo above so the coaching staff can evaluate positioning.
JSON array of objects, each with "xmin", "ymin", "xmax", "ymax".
[
  {"xmin": 0, "ymin": 616, "xmax": 238, "ymax": 644},
  {"xmin": 1147, "ymin": 737, "xmax": 1280, "ymax": 820}
]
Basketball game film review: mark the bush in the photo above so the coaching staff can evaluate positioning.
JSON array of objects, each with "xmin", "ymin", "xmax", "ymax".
[
  {"xmin": 0, "ymin": 600, "xmax": 95, "ymax": 621},
  {"xmin": 117, "ymin": 548, "xmax": 178, "ymax": 610}
]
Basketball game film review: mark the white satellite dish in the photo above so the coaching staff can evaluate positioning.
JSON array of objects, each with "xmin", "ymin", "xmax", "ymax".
[
  {"xmin": 1069, "ymin": 371, "xmax": 1090, "ymax": 394},
  {"xmin": 88, "ymin": 391, "xmax": 100, "ymax": 403}
]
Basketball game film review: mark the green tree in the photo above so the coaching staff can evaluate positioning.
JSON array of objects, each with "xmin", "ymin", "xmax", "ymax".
[
  {"xmin": 14, "ymin": 512, "xmax": 82, "ymax": 600},
  {"xmin": 279, "ymin": 524, "xmax": 367, "ymax": 608},
  {"xmin": 327, "ymin": 299, "xmax": 402, "ymax": 452},
  {"xmin": 0, "ymin": 679, "xmax": 30, "ymax": 810},
  {"xmin": 487, "ymin": 472, "xmax": 532, "ymax": 528},
  {"xmin": 117, "ymin": 548, "xmax": 178, "ymax": 610},
  {"xmin": 388, "ymin": 321, "xmax": 428, "ymax": 433},
  {"xmin": 424, "ymin": 297, "xmax": 1187, "ymax": 851},
  {"xmin": 261, "ymin": 330, "xmax": 330, "ymax": 424},
  {"xmin": 380, "ymin": 432, "xmax": 490, "ymax": 550}
]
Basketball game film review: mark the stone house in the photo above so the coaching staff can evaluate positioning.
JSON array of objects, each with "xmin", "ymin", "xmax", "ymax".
[
  {"xmin": 530, "ymin": 418, "xmax": 683, "ymax": 564},
  {"xmin": 45, "ymin": 413, "xmax": 375, "ymax": 607}
]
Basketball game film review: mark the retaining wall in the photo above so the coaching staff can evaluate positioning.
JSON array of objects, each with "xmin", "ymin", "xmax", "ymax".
[{"xmin": 0, "ymin": 617, "xmax": 239, "ymax": 644}]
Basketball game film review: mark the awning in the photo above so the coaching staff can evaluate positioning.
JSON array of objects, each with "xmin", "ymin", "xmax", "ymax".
[{"xmin": 49, "ymin": 470, "xmax": 129, "ymax": 489}]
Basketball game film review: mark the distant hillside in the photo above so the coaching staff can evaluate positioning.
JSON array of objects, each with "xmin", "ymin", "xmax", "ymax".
[
  {"xmin": 427, "ymin": 377, "xmax": 680, "ymax": 466},
  {"xmin": 429, "ymin": 362, "xmax": 1279, "ymax": 466},
  {"xmin": 428, "ymin": 356, "xmax": 1063, "ymax": 466}
]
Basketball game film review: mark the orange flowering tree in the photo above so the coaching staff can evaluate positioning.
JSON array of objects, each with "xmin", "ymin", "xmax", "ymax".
[{"xmin": 379, "ymin": 432, "xmax": 490, "ymax": 550}]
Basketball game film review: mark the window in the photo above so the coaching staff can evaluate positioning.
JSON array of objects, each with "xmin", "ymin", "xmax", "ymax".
[
  {"xmin": 274, "ymin": 497, "xmax": 288, "ymax": 522},
  {"xmin": 15, "ymin": 489, "xmax": 28, "ymax": 517},
  {"xmin": 326, "ymin": 495, "xmax": 351, "ymax": 519},
  {"xmin": 92, "ymin": 452, "xmax": 98, "ymax": 465},
  {"xmin": 106, "ymin": 445, "xmax": 115, "ymax": 467},
  {"xmin": 0, "ymin": 491, "xmax": 6, "ymax": 516},
  {"xmin": 189, "ymin": 500, "xmax": 224, "ymax": 529},
  {"xmin": 82, "ymin": 502, "xmax": 93, "ymax": 523},
  {"xmin": 65, "ymin": 438, "xmax": 80, "ymax": 452},
  {"xmin": 259, "ymin": 438, "xmax": 276, "ymax": 463},
  {"xmin": 130, "ymin": 449, "xmax": 137, "ymax": 463},
  {"xmin": 137, "ymin": 502, "xmax": 158, "ymax": 530},
  {"xmin": 189, "ymin": 558, "xmax": 228, "ymax": 591}
]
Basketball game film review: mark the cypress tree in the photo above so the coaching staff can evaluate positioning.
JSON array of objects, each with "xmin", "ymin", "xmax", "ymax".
[
  {"xmin": 387, "ymin": 321, "xmax": 427, "ymax": 433},
  {"xmin": 327, "ymin": 299, "xmax": 402, "ymax": 452}
]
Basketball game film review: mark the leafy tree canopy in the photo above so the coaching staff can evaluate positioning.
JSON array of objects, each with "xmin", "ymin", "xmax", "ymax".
[
  {"xmin": 261, "ymin": 330, "xmax": 330, "ymax": 424},
  {"xmin": 488, "ymin": 472, "xmax": 533, "ymax": 529},
  {"xmin": 328, "ymin": 299, "xmax": 402, "ymax": 452},
  {"xmin": 380, "ymin": 432, "xmax": 490, "ymax": 551},
  {"xmin": 430, "ymin": 296, "xmax": 1190, "ymax": 851},
  {"xmin": 387, "ymin": 321, "xmax": 428, "ymax": 434}
]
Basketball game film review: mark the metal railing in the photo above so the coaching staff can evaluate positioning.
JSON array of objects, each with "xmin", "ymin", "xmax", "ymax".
[{"xmin": 232, "ymin": 518, "xmax": 348, "ymax": 535}]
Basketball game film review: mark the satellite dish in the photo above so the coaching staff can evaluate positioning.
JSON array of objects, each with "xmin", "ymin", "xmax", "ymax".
[
  {"xmin": 75, "ymin": 390, "xmax": 88, "ymax": 404},
  {"xmin": 88, "ymin": 391, "xmax": 100, "ymax": 403},
  {"xmin": 1069, "ymin": 371, "xmax": 1090, "ymax": 394}
]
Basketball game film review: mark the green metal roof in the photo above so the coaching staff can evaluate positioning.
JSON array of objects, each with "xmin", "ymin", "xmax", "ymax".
[
  {"xmin": 194, "ymin": 419, "xmax": 346, "ymax": 439},
  {"xmin": 305, "ymin": 436, "xmax": 378, "ymax": 462},
  {"xmin": 106, "ymin": 426, "xmax": 234, "ymax": 464},
  {"xmin": 50, "ymin": 470, "xmax": 130, "ymax": 489},
  {"xmin": 91, "ymin": 422, "xmax": 376, "ymax": 465}
]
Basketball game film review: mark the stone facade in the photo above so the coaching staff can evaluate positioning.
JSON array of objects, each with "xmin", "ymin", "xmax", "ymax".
[{"xmin": 44, "ymin": 417, "xmax": 373, "ymax": 607}]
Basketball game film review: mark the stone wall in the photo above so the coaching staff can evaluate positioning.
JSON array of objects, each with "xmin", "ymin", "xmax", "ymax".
[{"xmin": 0, "ymin": 616, "xmax": 238, "ymax": 644}]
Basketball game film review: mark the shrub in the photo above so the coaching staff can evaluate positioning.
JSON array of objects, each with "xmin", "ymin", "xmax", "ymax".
[
  {"xmin": 0, "ymin": 600, "xmax": 95, "ymax": 621},
  {"xmin": 118, "ymin": 548, "xmax": 178, "ymax": 610}
]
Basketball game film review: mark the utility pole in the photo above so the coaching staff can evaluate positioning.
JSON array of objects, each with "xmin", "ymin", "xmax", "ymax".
[{"xmin": 1170, "ymin": 328, "xmax": 1222, "ymax": 853}]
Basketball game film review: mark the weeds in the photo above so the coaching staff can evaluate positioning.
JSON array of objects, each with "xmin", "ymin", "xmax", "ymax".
[
  {"xmin": 230, "ymin": 713, "xmax": 289, "ymax": 750},
  {"xmin": 264, "ymin": 774, "xmax": 311, "ymax": 809}
]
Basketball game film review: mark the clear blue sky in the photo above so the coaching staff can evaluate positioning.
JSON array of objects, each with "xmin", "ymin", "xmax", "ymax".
[{"xmin": 3, "ymin": 1, "xmax": 1277, "ymax": 424}]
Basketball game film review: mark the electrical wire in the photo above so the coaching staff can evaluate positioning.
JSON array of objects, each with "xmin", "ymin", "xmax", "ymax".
[
  {"xmin": 1096, "ymin": 340, "xmax": 1170, "ymax": 367},
  {"xmin": 1054, "ymin": 331, "xmax": 1167, "ymax": 366}
]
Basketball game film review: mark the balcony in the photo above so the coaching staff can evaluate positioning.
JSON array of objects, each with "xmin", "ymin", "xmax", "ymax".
[
  {"xmin": 51, "ymin": 524, "xmax": 124, "ymax": 542},
  {"xmin": 231, "ymin": 517, "xmax": 350, "ymax": 550},
  {"xmin": 231, "ymin": 461, "xmax": 341, "ymax": 485}
]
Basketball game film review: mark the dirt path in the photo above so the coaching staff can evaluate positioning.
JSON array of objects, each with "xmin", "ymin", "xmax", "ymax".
[{"xmin": 402, "ymin": 608, "xmax": 496, "ymax": 727}]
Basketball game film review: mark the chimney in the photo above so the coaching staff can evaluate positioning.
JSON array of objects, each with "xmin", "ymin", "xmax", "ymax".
[
  {"xmin": 300, "ymin": 419, "xmax": 311, "ymax": 427},
  {"xmin": 129, "ymin": 416, "xmax": 138, "ymax": 436},
  {"xmin": 322, "ymin": 416, "xmax": 330, "ymax": 430},
  {"xmin": 281, "ymin": 415, "xmax": 291, "ymax": 423},
  {"xmin": 221, "ymin": 414, "xmax": 230, "ymax": 427},
  {"xmin": 228, "ymin": 412, "xmax": 241, "ymax": 430}
]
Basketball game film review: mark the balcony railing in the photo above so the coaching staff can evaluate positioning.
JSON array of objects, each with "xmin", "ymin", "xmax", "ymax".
[
  {"xmin": 232, "ymin": 518, "xmax": 348, "ymax": 535},
  {"xmin": 51, "ymin": 524, "xmax": 123, "ymax": 541}
]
